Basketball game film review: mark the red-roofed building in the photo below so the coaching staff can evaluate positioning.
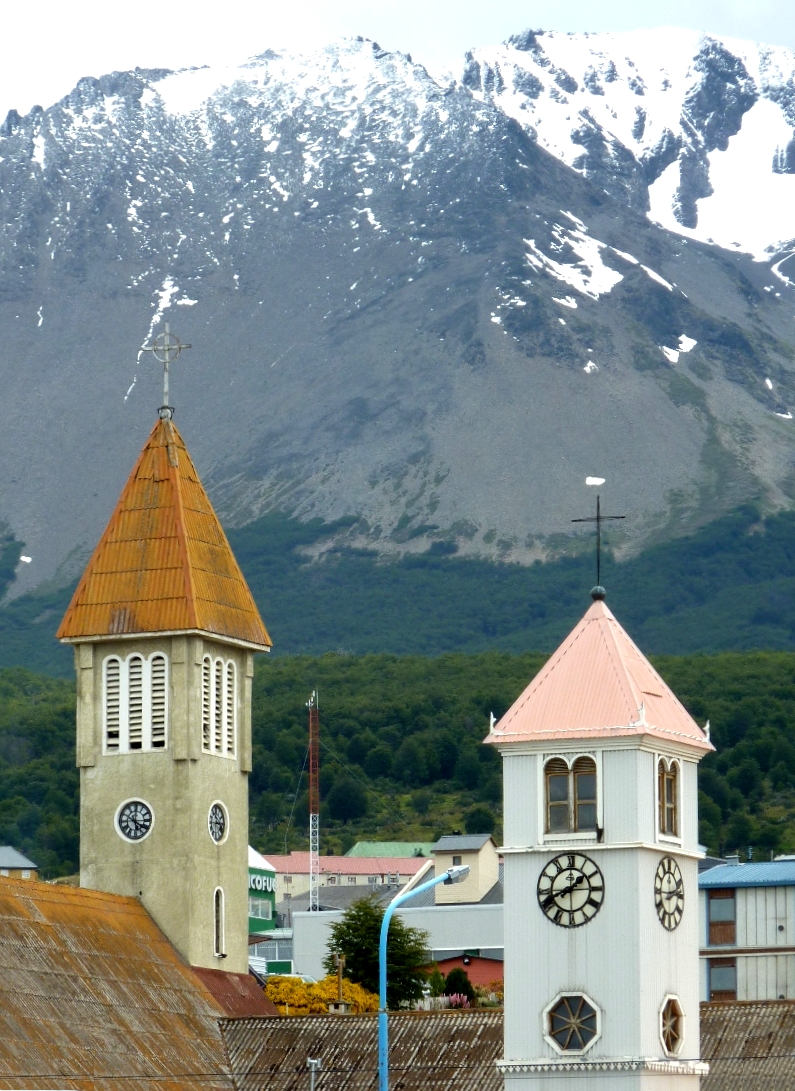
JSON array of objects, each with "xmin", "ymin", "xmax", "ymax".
[{"xmin": 267, "ymin": 850, "xmax": 428, "ymax": 901}]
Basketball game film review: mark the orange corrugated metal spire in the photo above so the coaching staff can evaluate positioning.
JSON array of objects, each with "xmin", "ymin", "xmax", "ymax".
[{"xmin": 57, "ymin": 417, "xmax": 271, "ymax": 649}]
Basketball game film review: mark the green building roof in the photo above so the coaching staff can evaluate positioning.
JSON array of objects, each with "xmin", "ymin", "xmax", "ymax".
[{"xmin": 345, "ymin": 841, "xmax": 435, "ymax": 858}]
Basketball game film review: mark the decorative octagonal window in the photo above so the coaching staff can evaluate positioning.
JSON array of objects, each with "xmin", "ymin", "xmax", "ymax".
[
  {"xmin": 660, "ymin": 995, "xmax": 684, "ymax": 1056},
  {"xmin": 544, "ymin": 992, "xmax": 601, "ymax": 1054}
]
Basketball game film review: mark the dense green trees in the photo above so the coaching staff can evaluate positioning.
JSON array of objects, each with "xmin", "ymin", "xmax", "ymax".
[{"xmin": 322, "ymin": 897, "xmax": 430, "ymax": 1008}]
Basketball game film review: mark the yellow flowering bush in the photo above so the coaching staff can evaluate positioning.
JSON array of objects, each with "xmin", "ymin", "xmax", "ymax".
[{"xmin": 265, "ymin": 975, "xmax": 379, "ymax": 1016}]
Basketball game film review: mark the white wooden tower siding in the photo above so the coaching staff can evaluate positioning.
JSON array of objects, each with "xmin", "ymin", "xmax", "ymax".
[{"xmin": 486, "ymin": 595, "xmax": 713, "ymax": 1090}]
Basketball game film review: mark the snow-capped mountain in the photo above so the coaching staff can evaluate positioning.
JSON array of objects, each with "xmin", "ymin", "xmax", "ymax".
[
  {"xmin": 465, "ymin": 28, "xmax": 795, "ymax": 261},
  {"xmin": 1, "ymin": 35, "xmax": 795, "ymax": 593}
]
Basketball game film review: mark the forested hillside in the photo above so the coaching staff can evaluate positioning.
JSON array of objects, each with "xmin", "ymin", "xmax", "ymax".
[
  {"xmin": 5, "ymin": 503, "xmax": 795, "ymax": 676},
  {"xmin": 3, "ymin": 649, "xmax": 795, "ymax": 876}
]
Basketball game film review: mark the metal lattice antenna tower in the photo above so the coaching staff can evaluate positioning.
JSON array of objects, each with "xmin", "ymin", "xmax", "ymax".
[
  {"xmin": 307, "ymin": 690, "xmax": 320, "ymax": 913},
  {"xmin": 572, "ymin": 494, "xmax": 625, "ymax": 600},
  {"xmin": 142, "ymin": 322, "xmax": 192, "ymax": 420}
]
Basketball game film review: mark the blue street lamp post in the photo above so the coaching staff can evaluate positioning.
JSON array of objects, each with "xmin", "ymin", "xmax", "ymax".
[{"xmin": 378, "ymin": 865, "xmax": 471, "ymax": 1091}]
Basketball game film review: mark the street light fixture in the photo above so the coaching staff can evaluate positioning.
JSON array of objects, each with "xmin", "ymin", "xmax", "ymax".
[{"xmin": 378, "ymin": 864, "xmax": 471, "ymax": 1091}]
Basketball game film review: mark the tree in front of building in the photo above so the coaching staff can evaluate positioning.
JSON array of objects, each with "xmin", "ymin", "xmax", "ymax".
[
  {"xmin": 444, "ymin": 967, "xmax": 475, "ymax": 1002},
  {"xmin": 265, "ymin": 975, "xmax": 378, "ymax": 1016},
  {"xmin": 323, "ymin": 896, "xmax": 430, "ymax": 1009}
]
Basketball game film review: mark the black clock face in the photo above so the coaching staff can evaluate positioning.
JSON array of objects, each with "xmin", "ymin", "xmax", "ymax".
[
  {"xmin": 209, "ymin": 803, "xmax": 227, "ymax": 843},
  {"xmin": 655, "ymin": 856, "xmax": 684, "ymax": 930},
  {"xmin": 117, "ymin": 800, "xmax": 153, "ymax": 841},
  {"xmin": 537, "ymin": 853, "xmax": 605, "ymax": 928}
]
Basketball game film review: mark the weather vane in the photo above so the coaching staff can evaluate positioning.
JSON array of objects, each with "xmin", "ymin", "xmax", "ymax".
[
  {"xmin": 142, "ymin": 322, "xmax": 191, "ymax": 419},
  {"xmin": 572, "ymin": 492, "xmax": 625, "ymax": 600}
]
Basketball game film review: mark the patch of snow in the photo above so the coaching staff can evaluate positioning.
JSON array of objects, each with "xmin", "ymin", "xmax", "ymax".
[
  {"xmin": 19, "ymin": 556, "xmax": 32, "ymax": 564},
  {"xmin": 661, "ymin": 346, "xmax": 680, "ymax": 363},
  {"xmin": 586, "ymin": 476, "xmax": 605, "ymax": 486},
  {"xmin": 32, "ymin": 135, "xmax": 45, "ymax": 168},
  {"xmin": 176, "ymin": 297, "xmax": 198, "ymax": 306},
  {"xmin": 641, "ymin": 265, "xmax": 673, "ymax": 291},
  {"xmin": 525, "ymin": 223, "xmax": 623, "ymax": 299},
  {"xmin": 583, "ymin": 360, "xmax": 598, "ymax": 373},
  {"xmin": 36, "ymin": 306, "xmax": 43, "ymax": 327},
  {"xmin": 678, "ymin": 335, "xmax": 697, "ymax": 353},
  {"xmin": 610, "ymin": 247, "xmax": 639, "ymax": 265},
  {"xmin": 776, "ymin": 411, "xmax": 793, "ymax": 420},
  {"xmin": 765, "ymin": 377, "xmax": 774, "ymax": 389},
  {"xmin": 552, "ymin": 296, "xmax": 578, "ymax": 309},
  {"xmin": 491, "ymin": 315, "xmax": 502, "ymax": 324}
]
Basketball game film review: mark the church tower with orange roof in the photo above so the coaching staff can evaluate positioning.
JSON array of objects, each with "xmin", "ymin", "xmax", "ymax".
[
  {"xmin": 487, "ymin": 586, "xmax": 712, "ymax": 1089},
  {"xmin": 57, "ymin": 331, "xmax": 271, "ymax": 974}
]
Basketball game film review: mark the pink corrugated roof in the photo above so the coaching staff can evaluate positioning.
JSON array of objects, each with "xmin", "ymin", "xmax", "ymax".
[
  {"xmin": 487, "ymin": 599, "xmax": 713, "ymax": 751},
  {"xmin": 265, "ymin": 852, "xmax": 426, "ymax": 875}
]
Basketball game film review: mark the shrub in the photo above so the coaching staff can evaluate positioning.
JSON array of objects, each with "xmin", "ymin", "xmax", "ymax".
[
  {"xmin": 444, "ymin": 967, "xmax": 475, "ymax": 1001},
  {"xmin": 265, "ymin": 975, "xmax": 378, "ymax": 1016}
]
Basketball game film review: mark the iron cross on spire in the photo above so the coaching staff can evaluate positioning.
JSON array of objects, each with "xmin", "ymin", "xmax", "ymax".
[
  {"xmin": 142, "ymin": 322, "xmax": 191, "ymax": 420},
  {"xmin": 572, "ymin": 494, "xmax": 625, "ymax": 600}
]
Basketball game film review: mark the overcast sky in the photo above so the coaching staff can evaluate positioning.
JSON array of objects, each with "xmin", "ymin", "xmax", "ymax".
[{"xmin": 3, "ymin": 0, "xmax": 793, "ymax": 120}]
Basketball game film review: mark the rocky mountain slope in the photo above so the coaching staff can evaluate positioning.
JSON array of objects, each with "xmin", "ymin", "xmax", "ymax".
[{"xmin": 2, "ymin": 34, "xmax": 795, "ymax": 595}]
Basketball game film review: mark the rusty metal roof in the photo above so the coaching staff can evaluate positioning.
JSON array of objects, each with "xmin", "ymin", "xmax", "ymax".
[
  {"xmin": 57, "ymin": 417, "xmax": 271, "ymax": 649},
  {"xmin": 486, "ymin": 599, "xmax": 712, "ymax": 752},
  {"xmin": 221, "ymin": 1010, "xmax": 503, "ymax": 1091},
  {"xmin": 701, "ymin": 999, "xmax": 795, "ymax": 1089},
  {"xmin": 0, "ymin": 874, "xmax": 233, "ymax": 1089},
  {"xmin": 192, "ymin": 966, "xmax": 279, "ymax": 1019}
]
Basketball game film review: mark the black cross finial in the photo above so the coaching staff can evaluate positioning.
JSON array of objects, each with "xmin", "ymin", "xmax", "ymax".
[
  {"xmin": 142, "ymin": 322, "xmax": 192, "ymax": 420},
  {"xmin": 572, "ymin": 494, "xmax": 626, "ymax": 600}
]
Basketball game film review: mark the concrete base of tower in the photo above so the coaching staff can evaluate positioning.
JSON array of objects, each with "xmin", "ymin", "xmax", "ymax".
[{"xmin": 498, "ymin": 1058, "xmax": 708, "ymax": 1090}]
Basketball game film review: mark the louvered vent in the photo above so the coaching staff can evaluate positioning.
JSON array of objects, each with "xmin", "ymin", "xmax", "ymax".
[
  {"xmin": 150, "ymin": 655, "xmax": 167, "ymax": 748},
  {"xmin": 214, "ymin": 660, "xmax": 223, "ymax": 753},
  {"xmin": 128, "ymin": 656, "xmax": 143, "ymax": 749},
  {"xmin": 105, "ymin": 658, "xmax": 121, "ymax": 751},
  {"xmin": 225, "ymin": 662, "xmax": 235, "ymax": 755},
  {"xmin": 545, "ymin": 757, "xmax": 569, "ymax": 776},
  {"xmin": 202, "ymin": 656, "xmax": 212, "ymax": 751}
]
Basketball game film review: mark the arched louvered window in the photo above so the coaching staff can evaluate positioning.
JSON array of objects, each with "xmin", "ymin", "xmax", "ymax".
[
  {"xmin": 104, "ymin": 658, "xmax": 121, "ymax": 752},
  {"xmin": 128, "ymin": 656, "xmax": 144, "ymax": 750},
  {"xmin": 545, "ymin": 756, "xmax": 598, "ymax": 833},
  {"xmin": 150, "ymin": 655, "xmax": 167, "ymax": 749},
  {"xmin": 202, "ymin": 655, "xmax": 237, "ymax": 758},
  {"xmin": 102, "ymin": 653, "xmax": 169, "ymax": 753},
  {"xmin": 658, "ymin": 759, "xmax": 679, "ymax": 837},
  {"xmin": 225, "ymin": 662, "xmax": 236, "ymax": 756},
  {"xmin": 214, "ymin": 887, "xmax": 225, "ymax": 958}
]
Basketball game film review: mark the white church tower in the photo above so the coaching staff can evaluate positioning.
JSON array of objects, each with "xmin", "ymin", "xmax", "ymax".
[{"xmin": 487, "ymin": 589, "xmax": 712, "ymax": 1090}]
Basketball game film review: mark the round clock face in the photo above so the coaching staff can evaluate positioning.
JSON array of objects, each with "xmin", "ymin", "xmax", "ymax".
[
  {"xmin": 655, "ymin": 856, "xmax": 684, "ymax": 930},
  {"xmin": 208, "ymin": 803, "xmax": 227, "ymax": 843},
  {"xmin": 117, "ymin": 800, "xmax": 153, "ymax": 842},
  {"xmin": 537, "ymin": 853, "xmax": 605, "ymax": 928}
]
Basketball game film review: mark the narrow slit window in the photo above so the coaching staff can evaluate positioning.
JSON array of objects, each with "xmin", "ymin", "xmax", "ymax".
[
  {"xmin": 225, "ymin": 662, "xmax": 235, "ymax": 756},
  {"xmin": 214, "ymin": 888, "xmax": 225, "ymax": 957},
  {"xmin": 658, "ymin": 760, "xmax": 679, "ymax": 837},
  {"xmin": 128, "ymin": 656, "xmax": 144, "ymax": 750},
  {"xmin": 104, "ymin": 657, "xmax": 121, "ymax": 752},
  {"xmin": 150, "ymin": 655, "xmax": 167, "ymax": 749},
  {"xmin": 202, "ymin": 656, "xmax": 212, "ymax": 751}
]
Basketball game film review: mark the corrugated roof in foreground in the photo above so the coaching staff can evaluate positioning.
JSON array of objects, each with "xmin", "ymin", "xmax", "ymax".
[
  {"xmin": 0, "ymin": 874, "xmax": 233, "ymax": 1090},
  {"xmin": 57, "ymin": 417, "xmax": 271, "ymax": 649},
  {"xmin": 221, "ymin": 1010, "xmax": 503, "ymax": 1091},
  {"xmin": 486, "ymin": 598, "xmax": 712, "ymax": 752},
  {"xmin": 699, "ymin": 861, "xmax": 795, "ymax": 888},
  {"xmin": 701, "ymin": 999, "xmax": 795, "ymax": 1090}
]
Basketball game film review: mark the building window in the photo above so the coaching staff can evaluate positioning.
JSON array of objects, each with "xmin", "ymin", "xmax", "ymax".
[
  {"xmin": 214, "ymin": 888, "xmax": 225, "ymax": 957},
  {"xmin": 709, "ymin": 958, "xmax": 737, "ymax": 1001},
  {"xmin": 348, "ymin": 876, "xmax": 357, "ymax": 884},
  {"xmin": 660, "ymin": 996, "xmax": 684, "ymax": 1056},
  {"xmin": 103, "ymin": 653, "xmax": 169, "ymax": 753},
  {"xmin": 201, "ymin": 655, "xmax": 236, "ymax": 757},
  {"xmin": 283, "ymin": 875, "xmax": 292, "ymax": 885},
  {"xmin": 452, "ymin": 855, "xmax": 462, "ymax": 866},
  {"xmin": 658, "ymin": 759, "xmax": 679, "ymax": 837},
  {"xmin": 545, "ymin": 757, "xmax": 597, "ymax": 833},
  {"xmin": 327, "ymin": 875, "xmax": 337, "ymax": 885},
  {"xmin": 248, "ymin": 897, "xmax": 273, "ymax": 920},
  {"xmin": 708, "ymin": 889, "xmax": 736, "ymax": 946},
  {"xmin": 0, "ymin": 869, "xmax": 8, "ymax": 877},
  {"xmin": 545, "ymin": 994, "xmax": 600, "ymax": 1053},
  {"xmin": 251, "ymin": 939, "xmax": 293, "ymax": 961},
  {"xmin": 368, "ymin": 875, "xmax": 378, "ymax": 885}
]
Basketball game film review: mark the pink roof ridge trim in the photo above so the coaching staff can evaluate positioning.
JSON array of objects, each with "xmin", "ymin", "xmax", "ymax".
[{"xmin": 486, "ymin": 599, "xmax": 712, "ymax": 751}]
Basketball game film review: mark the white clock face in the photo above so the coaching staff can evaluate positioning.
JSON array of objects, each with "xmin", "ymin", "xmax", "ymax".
[
  {"xmin": 537, "ymin": 853, "xmax": 605, "ymax": 928},
  {"xmin": 208, "ymin": 803, "xmax": 227, "ymax": 843},
  {"xmin": 655, "ymin": 856, "xmax": 684, "ymax": 930},
  {"xmin": 117, "ymin": 800, "xmax": 153, "ymax": 841}
]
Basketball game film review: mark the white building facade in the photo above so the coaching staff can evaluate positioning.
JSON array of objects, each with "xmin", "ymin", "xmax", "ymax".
[{"xmin": 488, "ymin": 595, "xmax": 712, "ymax": 1090}]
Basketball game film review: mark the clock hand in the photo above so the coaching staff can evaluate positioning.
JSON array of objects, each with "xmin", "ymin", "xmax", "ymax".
[{"xmin": 542, "ymin": 874, "xmax": 586, "ymax": 908}]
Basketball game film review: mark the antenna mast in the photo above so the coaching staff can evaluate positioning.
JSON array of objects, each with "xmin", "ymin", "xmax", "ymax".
[{"xmin": 307, "ymin": 691, "xmax": 320, "ymax": 913}]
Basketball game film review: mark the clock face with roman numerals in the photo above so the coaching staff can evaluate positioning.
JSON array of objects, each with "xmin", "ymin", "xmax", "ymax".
[
  {"xmin": 655, "ymin": 856, "xmax": 684, "ymax": 930},
  {"xmin": 537, "ymin": 853, "xmax": 605, "ymax": 928}
]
